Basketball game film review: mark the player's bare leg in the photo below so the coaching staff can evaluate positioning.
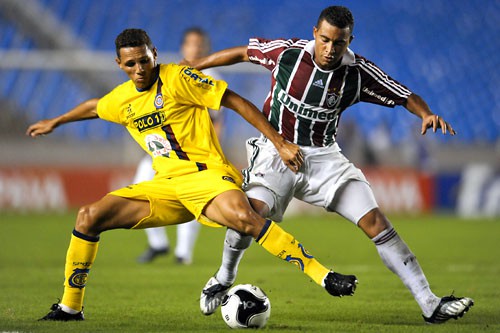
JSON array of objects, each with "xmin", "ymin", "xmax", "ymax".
[
  {"xmin": 40, "ymin": 195, "xmax": 150, "ymax": 321},
  {"xmin": 206, "ymin": 197, "xmax": 268, "ymax": 300},
  {"xmin": 200, "ymin": 191, "xmax": 357, "ymax": 315},
  {"xmin": 205, "ymin": 191, "xmax": 336, "ymax": 278},
  {"xmin": 75, "ymin": 195, "xmax": 151, "ymax": 236},
  {"xmin": 358, "ymin": 207, "xmax": 473, "ymax": 323}
]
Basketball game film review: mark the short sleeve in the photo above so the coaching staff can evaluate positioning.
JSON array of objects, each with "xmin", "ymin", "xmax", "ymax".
[
  {"xmin": 357, "ymin": 56, "xmax": 412, "ymax": 107},
  {"xmin": 96, "ymin": 88, "xmax": 123, "ymax": 124},
  {"xmin": 247, "ymin": 38, "xmax": 302, "ymax": 71},
  {"xmin": 168, "ymin": 66, "xmax": 228, "ymax": 110}
]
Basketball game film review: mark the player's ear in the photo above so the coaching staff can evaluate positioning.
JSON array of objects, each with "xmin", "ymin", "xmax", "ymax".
[
  {"xmin": 115, "ymin": 48, "xmax": 123, "ymax": 67},
  {"xmin": 313, "ymin": 26, "xmax": 318, "ymax": 39}
]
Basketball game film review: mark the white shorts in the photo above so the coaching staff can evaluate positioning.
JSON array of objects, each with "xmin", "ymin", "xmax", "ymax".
[{"xmin": 242, "ymin": 136, "xmax": 378, "ymax": 224}]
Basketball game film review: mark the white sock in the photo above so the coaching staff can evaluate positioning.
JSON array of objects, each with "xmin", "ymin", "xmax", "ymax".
[
  {"xmin": 59, "ymin": 303, "xmax": 79, "ymax": 314},
  {"xmin": 215, "ymin": 228, "xmax": 253, "ymax": 286},
  {"xmin": 174, "ymin": 220, "xmax": 201, "ymax": 263},
  {"xmin": 372, "ymin": 227, "xmax": 440, "ymax": 317},
  {"xmin": 145, "ymin": 227, "xmax": 169, "ymax": 250}
]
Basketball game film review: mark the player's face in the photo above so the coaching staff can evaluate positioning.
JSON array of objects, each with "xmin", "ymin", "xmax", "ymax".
[
  {"xmin": 116, "ymin": 45, "xmax": 158, "ymax": 90},
  {"xmin": 313, "ymin": 19, "xmax": 353, "ymax": 70},
  {"xmin": 181, "ymin": 33, "xmax": 209, "ymax": 61}
]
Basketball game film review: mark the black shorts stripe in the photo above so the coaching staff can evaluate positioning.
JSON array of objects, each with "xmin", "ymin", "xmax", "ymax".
[{"xmin": 242, "ymin": 138, "xmax": 260, "ymax": 187}]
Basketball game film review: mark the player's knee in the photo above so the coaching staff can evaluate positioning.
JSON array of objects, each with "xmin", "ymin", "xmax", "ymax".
[
  {"xmin": 249, "ymin": 198, "xmax": 270, "ymax": 218},
  {"xmin": 359, "ymin": 208, "xmax": 391, "ymax": 238},
  {"xmin": 233, "ymin": 210, "xmax": 262, "ymax": 237},
  {"xmin": 75, "ymin": 204, "xmax": 103, "ymax": 235}
]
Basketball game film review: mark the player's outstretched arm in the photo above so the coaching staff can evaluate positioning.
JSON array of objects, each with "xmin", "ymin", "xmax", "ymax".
[
  {"xmin": 182, "ymin": 46, "xmax": 249, "ymax": 71},
  {"xmin": 26, "ymin": 98, "xmax": 100, "ymax": 137},
  {"xmin": 221, "ymin": 89, "xmax": 303, "ymax": 173},
  {"xmin": 404, "ymin": 93, "xmax": 456, "ymax": 136}
]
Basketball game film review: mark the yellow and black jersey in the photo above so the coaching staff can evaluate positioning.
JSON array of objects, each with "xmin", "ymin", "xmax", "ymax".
[{"xmin": 97, "ymin": 63, "xmax": 238, "ymax": 178}]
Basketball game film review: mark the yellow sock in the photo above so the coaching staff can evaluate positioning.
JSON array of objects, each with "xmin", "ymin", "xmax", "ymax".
[
  {"xmin": 256, "ymin": 220, "xmax": 330, "ymax": 286},
  {"xmin": 60, "ymin": 230, "xmax": 99, "ymax": 312}
]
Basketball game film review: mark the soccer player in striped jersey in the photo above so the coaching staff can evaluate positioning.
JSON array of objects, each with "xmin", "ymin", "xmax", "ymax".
[
  {"xmin": 190, "ymin": 6, "xmax": 473, "ymax": 324},
  {"xmin": 28, "ymin": 28, "xmax": 356, "ymax": 322}
]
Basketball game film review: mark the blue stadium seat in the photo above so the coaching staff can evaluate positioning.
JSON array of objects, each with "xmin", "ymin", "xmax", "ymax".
[
  {"xmin": 0, "ymin": 70, "xmax": 19, "ymax": 98},
  {"xmin": 1, "ymin": 0, "xmax": 498, "ymax": 144}
]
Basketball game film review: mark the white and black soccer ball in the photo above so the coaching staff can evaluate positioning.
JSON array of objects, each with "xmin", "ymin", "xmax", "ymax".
[{"xmin": 221, "ymin": 284, "xmax": 271, "ymax": 329}]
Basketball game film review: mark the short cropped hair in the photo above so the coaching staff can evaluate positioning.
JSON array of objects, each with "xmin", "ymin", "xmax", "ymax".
[
  {"xmin": 317, "ymin": 6, "xmax": 354, "ymax": 33},
  {"xmin": 115, "ymin": 28, "xmax": 154, "ymax": 58}
]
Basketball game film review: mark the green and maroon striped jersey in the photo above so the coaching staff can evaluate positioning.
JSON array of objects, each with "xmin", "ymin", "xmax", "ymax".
[{"xmin": 247, "ymin": 38, "xmax": 412, "ymax": 147}]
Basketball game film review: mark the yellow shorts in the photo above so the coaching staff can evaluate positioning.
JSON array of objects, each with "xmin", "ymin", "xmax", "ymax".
[{"xmin": 109, "ymin": 168, "xmax": 243, "ymax": 229}]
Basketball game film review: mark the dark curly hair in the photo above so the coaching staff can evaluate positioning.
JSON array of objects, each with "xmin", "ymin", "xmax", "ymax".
[
  {"xmin": 115, "ymin": 28, "xmax": 155, "ymax": 58},
  {"xmin": 317, "ymin": 6, "xmax": 354, "ymax": 33}
]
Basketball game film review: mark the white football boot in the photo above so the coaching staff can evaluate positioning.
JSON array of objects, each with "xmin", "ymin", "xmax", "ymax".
[{"xmin": 200, "ymin": 276, "xmax": 231, "ymax": 315}]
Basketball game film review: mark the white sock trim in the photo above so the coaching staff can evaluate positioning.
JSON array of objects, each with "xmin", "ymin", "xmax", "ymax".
[
  {"xmin": 59, "ymin": 303, "xmax": 79, "ymax": 314},
  {"xmin": 320, "ymin": 271, "xmax": 331, "ymax": 288},
  {"xmin": 371, "ymin": 227, "xmax": 397, "ymax": 245}
]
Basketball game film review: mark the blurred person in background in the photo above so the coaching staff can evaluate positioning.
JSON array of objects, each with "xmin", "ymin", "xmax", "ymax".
[
  {"xmin": 136, "ymin": 27, "xmax": 224, "ymax": 265},
  {"xmin": 188, "ymin": 5, "xmax": 473, "ymax": 324},
  {"xmin": 27, "ymin": 28, "xmax": 357, "ymax": 322}
]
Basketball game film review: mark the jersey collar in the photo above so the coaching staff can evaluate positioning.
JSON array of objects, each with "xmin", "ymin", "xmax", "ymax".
[{"xmin": 136, "ymin": 65, "xmax": 160, "ymax": 92}]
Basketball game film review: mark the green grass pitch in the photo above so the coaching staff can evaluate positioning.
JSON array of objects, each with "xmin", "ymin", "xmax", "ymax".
[{"xmin": 0, "ymin": 211, "xmax": 498, "ymax": 332}]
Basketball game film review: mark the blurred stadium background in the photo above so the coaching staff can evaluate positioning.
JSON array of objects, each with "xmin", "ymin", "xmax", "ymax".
[{"xmin": 0, "ymin": 0, "xmax": 498, "ymax": 217}]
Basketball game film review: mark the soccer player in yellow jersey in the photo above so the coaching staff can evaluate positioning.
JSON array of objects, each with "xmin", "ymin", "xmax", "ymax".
[
  {"xmin": 27, "ymin": 29, "xmax": 357, "ymax": 321},
  {"xmin": 135, "ymin": 27, "xmax": 224, "ymax": 265}
]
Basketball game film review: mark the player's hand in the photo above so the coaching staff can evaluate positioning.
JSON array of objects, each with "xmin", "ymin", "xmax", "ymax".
[
  {"xmin": 421, "ymin": 114, "xmax": 456, "ymax": 136},
  {"xmin": 277, "ymin": 141, "xmax": 304, "ymax": 173},
  {"xmin": 26, "ymin": 118, "xmax": 58, "ymax": 137}
]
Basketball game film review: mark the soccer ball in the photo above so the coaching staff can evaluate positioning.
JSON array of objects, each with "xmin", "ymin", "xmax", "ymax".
[{"xmin": 221, "ymin": 284, "xmax": 271, "ymax": 329}]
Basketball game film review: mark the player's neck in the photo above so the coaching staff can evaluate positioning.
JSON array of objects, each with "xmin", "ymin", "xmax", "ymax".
[{"xmin": 137, "ymin": 65, "xmax": 160, "ymax": 92}]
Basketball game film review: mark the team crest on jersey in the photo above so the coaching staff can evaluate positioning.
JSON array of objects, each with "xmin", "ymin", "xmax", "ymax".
[
  {"xmin": 145, "ymin": 134, "xmax": 172, "ymax": 157},
  {"xmin": 326, "ymin": 92, "xmax": 340, "ymax": 108},
  {"xmin": 68, "ymin": 268, "xmax": 90, "ymax": 289},
  {"xmin": 154, "ymin": 93, "xmax": 164, "ymax": 109}
]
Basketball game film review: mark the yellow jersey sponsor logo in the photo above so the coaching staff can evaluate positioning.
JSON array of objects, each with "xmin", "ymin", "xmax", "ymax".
[
  {"xmin": 181, "ymin": 67, "xmax": 215, "ymax": 88},
  {"xmin": 133, "ymin": 111, "xmax": 166, "ymax": 132}
]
